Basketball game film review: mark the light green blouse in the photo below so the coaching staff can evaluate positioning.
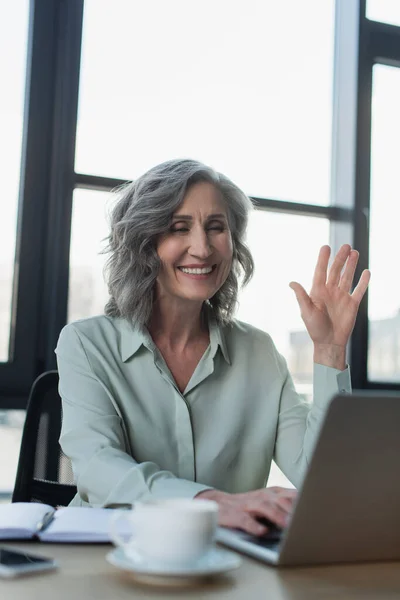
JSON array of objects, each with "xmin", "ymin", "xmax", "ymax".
[{"xmin": 55, "ymin": 313, "xmax": 351, "ymax": 508}]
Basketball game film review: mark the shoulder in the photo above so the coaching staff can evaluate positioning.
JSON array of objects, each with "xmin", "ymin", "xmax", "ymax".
[
  {"xmin": 223, "ymin": 318, "xmax": 278, "ymax": 357},
  {"xmin": 220, "ymin": 318, "xmax": 287, "ymax": 379},
  {"xmin": 55, "ymin": 315, "xmax": 126, "ymax": 352}
]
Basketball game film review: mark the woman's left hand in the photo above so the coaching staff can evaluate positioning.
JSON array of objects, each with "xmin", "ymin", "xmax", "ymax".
[{"xmin": 289, "ymin": 244, "xmax": 371, "ymax": 369}]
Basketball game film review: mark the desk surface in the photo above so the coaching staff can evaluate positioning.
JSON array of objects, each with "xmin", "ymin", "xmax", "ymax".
[{"xmin": 1, "ymin": 542, "xmax": 400, "ymax": 599}]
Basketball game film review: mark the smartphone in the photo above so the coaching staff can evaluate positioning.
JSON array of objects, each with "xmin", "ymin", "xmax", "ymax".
[{"xmin": 0, "ymin": 547, "xmax": 58, "ymax": 578}]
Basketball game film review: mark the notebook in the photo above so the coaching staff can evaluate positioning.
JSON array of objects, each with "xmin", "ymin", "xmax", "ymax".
[{"xmin": 0, "ymin": 503, "xmax": 115, "ymax": 542}]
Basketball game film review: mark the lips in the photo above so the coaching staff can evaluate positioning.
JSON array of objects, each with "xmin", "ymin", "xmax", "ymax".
[{"xmin": 177, "ymin": 265, "xmax": 216, "ymax": 275}]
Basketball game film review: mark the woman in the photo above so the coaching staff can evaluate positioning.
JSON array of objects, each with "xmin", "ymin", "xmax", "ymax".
[{"xmin": 56, "ymin": 159, "xmax": 370, "ymax": 536}]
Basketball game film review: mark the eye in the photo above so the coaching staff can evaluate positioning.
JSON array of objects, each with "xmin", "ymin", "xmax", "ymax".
[
  {"xmin": 207, "ymin": 221, "xmax": 225, "ymax": 232},
  {"xmin": 170, "ymin": 225, "xmax": 189, "ymax": 233}
]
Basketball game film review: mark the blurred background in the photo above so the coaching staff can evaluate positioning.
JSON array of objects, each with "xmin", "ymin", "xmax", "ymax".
[{"xmin": 1, "ymin": 0, "xmax": 399, "ymax": 498}]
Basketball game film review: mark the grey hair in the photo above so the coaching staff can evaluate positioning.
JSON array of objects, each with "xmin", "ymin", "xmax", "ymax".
[{"xmin": 103, "ymin": 158, "xmax": 254, "ymax": 326}]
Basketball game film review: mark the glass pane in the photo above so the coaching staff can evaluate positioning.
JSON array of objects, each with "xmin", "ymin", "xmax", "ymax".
[
  {"xmin": 0, "ymin": 1, "xmax": 29, "ymax": 362},
  {"xmin": 368, "ymin": 65, "xmax": 400, "ymax": 382},
  {"xmin": 237, "ymin": 211, "xmax": 330, "ymax": 398},
  {"xmin": 76, "ymin": 0, "xmax": 335, "ymax": 205},
  {"xmin": 68, "ymin": 189, "xmax": 111, "ymax": 323},
  {"xmin": 367, "ymin": 0, "xmax": 400, "ymax": 27},
  {"xmin": 0, "ymin": 411, "xmax": 25, "ymax": 500}
]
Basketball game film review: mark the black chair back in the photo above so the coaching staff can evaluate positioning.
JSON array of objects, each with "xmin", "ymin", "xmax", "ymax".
[{"xmin": 12, "ymin": 370, "xmax": 77, "ymax": 506}]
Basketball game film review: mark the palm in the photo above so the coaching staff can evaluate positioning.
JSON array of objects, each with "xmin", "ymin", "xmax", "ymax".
[{"xmin": 290, "ymin": 245, "xmax": 370, "ymax": 348}]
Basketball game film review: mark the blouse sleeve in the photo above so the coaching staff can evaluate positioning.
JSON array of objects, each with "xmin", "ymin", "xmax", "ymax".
[
  {"xmin": 273, "ymin": 350, "xmax": 351, "ymax": 488},
  {"xmin": 55, "ymin": 325, "xmax": 212, "ymax": 507}
]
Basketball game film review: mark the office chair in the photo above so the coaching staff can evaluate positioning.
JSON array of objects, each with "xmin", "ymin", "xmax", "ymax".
[{"xmin": 12, "ymin": 370, "xmax": 77, "ymax": 506}]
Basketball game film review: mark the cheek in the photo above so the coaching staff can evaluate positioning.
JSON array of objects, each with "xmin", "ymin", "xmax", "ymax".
[
  {"xmin": 156, "ymin": 238, "xmax": 180, "ymax": 265},
  {"xmin": 216, "ymin": 237, "xmax": 233, "ymax": 280},
  {"xmin": 221, "ymin": 234, "xmax": 233, "ymax": 261}
]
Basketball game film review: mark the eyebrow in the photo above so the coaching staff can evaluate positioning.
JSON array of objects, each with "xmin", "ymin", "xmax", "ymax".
[{"xmin": 171, "ymin": 213, "xmax": 227, "ymax": 221}]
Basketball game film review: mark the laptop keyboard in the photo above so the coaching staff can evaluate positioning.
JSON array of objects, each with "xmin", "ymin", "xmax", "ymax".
[
  {"xmin": 217, "ymin": 526, "xmax": 283, "ymax": 560},
  {"xmin": 232, "ymin": 527, "xmax": 283, "ymax": 551},
  {"xmin": 248, "ymin": 534, "xmax": 282, "ymax": 552}
]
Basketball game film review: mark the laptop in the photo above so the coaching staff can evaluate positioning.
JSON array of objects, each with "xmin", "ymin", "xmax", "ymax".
[{"xmin": 216, "ymin": 392, "xmax": 400, "ymax": 566}]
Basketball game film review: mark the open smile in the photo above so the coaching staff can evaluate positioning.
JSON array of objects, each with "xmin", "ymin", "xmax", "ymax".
[{"xmin": 177, "ymin": 264, "xmax": 217, "ymax": 278}]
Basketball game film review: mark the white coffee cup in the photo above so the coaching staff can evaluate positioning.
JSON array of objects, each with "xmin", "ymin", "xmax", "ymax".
[{"xmin": 110, "ymin": 498, "xmax": 219, "ymax": 567}]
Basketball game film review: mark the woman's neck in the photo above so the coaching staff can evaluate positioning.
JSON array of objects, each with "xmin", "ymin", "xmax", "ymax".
[{"xmin": 148, "ymin": 300, "xmax": 208, "ymax": 352}]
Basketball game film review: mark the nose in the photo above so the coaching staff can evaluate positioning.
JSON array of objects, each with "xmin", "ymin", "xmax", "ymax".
[{"xmin": 188, "ymin": 227, "xmax": 212, "ymax": 259}]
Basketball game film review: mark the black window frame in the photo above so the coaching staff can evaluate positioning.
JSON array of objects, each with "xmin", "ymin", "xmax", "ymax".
[{"xmin": 0, "ymin": 0, "xmax": 84, "ymax": 408}]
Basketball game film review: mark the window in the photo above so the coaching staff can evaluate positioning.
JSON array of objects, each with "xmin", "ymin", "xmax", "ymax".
[
  {"xmin": 68, "ymin": 189, "xmax": 110, "ymax": 323},
  {"xmin": 368, "ymin": 64, "xmax": 400, "ymax": 383},
  {"xmin": 237, "ymin": 211, "xmax": 329, "ymax": 399},
  {"xmin": 0, "ymin": 0, "xmax": 29, "ymax": 498},
  {"xmin": 0, "ymin": 0, "xmax": 29, "ymax": 362},
  {"xmin": 367, "ymin": 0, "xmax": 400, "ymax": 27},
  {"xmin": 0, "ymin": 411, "xmax": 25, "ymax": 501},
  {"xmin": 75, "ymin": 0, "xmax": 335, "ymax": 205}
]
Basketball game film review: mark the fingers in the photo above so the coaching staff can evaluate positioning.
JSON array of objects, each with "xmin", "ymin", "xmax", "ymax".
[
  {"xmin": 260, "ymin": 488, "xmax": 297, "ymax": 527},
  {"xmin": 266, "ymin": 487, "xmax": 297, "ymax": 501},
  {"xmin": 351, "ymin": 269, "xmax": 371, "ymax": 304},
  {"xmin": 274, "ymin": 494, "xmax": 296, "ymax": 513},
  {"xmin": 245, "ymin": 488, "xmax": 297, "ymax": 530},
  {"xmin": 217, "ymin": 506, "xmax": 267, "ymax": 536},
  {"xmin": 313, "ymin": 244, "xmax": 369, "ymax": 298},
  {"xmin": 327, "ymin": 244, "xmax": 352, "ymax": 287},
  {"xmin": 251, "ymin": 505, "xmax": 289, "ymax": 529},
  {"xmin": 312, "ymin": 245, "xmax": 331, "ymax": 288},
  {"xmin": 292, "ymin": 244, "xmax": 365, "ymax": 304},
  {"xmin": 216, "ymin": 488, "xmax": 298, "ymax": 537},
  {"xmin": 289, "ymin": 282, "xmax": 312, "ymax": 318},
  {"xmin": 239, "ymin": 514, "xmax": 268, "ymax": 536},
  {"xmin": 338, "ymin": 249, "xmax": 359, "ymax": 292}
]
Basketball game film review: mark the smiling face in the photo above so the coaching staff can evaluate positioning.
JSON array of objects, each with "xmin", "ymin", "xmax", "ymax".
[{"xmin": 155, "ymin": 181, "xmax": 233, "ymax": 308}]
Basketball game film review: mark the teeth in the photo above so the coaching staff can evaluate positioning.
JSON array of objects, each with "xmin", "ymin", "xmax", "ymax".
[{"xmin": 180, "ymin": 267, "xmax": 213, "ymax": 275}]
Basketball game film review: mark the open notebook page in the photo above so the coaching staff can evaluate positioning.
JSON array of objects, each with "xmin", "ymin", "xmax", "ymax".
[
  {"xmin": 0, "ymin": 503, "xmax": 54, "ymax": 539},
  {"xmin": 38, "ymin": 507, "xmax": 115, "ymax": 542}
]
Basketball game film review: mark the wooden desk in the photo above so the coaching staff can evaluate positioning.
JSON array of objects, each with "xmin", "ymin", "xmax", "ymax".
[{"xmin": 1, "ymin": 542, "xmax": 400, "ymax": 599}]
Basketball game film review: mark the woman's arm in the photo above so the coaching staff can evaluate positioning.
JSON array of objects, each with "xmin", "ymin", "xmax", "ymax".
[
  {"xmin": 273, "ymin": 352, "xmax": 351, "ymax": 487},
  {"xmin": 56, "ymin": 325, "xmax": 212, "ymax": 507},
  {"xmin": 272, "ymin": 244, "xmax": 369, "ymax": 485}
]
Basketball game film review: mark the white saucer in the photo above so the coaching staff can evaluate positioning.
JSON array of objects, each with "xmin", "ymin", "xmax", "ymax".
[{"xmin": 106, "ymin": 546, "xmax": 241, "ymax": 584}]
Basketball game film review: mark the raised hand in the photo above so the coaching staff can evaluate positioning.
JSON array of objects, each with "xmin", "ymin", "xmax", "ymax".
[{"xmin": 289, "ymin": 244, "xmax": 371, "ymax": 369}]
